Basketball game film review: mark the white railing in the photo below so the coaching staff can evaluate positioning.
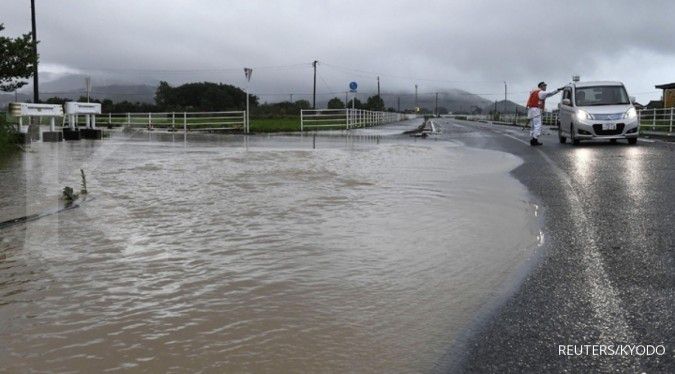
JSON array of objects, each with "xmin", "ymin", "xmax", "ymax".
[
  {"xmin": 638, "ymin": 107, "xmax": 674, "ymax": 134},
  {"xmin": 300, "ymin": 109, "xmax": 404, "ymax": 131},
  {"xmin": 461, "ymin": 112, "xmax": 558, "ymax": 127},
  {"xmin": 94, "ymin": 111, "xmax": 247, "ymax": 132}
]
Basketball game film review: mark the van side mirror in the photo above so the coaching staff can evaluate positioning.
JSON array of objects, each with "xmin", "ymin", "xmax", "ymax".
[
  {"xmin": 629, "ymin": 96, "xmax": 636, "ymax": 103},
  {"xmin": 562, "ymin": 98, "xmax": 571, "ymax": 106}
]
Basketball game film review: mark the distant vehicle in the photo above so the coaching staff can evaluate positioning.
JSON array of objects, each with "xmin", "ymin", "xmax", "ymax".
[{"xmin": 557, "ymin": 81, "xmax": 639, "ymax": 145}]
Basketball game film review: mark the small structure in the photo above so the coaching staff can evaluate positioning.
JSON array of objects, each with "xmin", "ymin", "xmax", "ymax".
[
  {"xmin": 64, "ymin": 102, "xmax": 102, "ymax": 140},
  {"xmin": 8, "ymin": 102, "xmax": 64, "ymax": 142},
  {"xmin": 655, "ymin": 82, "xmax": 675, "ymax": 108}
]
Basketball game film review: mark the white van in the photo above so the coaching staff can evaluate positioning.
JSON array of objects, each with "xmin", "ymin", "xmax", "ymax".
[{"xmin": 557, "ymin": 81, "xmax": 639, "ymax": 145}]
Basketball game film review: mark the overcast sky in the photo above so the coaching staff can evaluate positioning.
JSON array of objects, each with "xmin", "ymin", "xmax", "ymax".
[{"xmin": 2, "ymin": 0, "xmax": 674, "ymax": 104}]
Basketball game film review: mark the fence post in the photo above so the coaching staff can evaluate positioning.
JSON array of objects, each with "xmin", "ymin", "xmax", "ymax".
[
  {"xmin": 670, "ymin": 107, "xmax": 673, "ymax": 133},
  {"xmin": 652, "ymin": 108, "xmax": 656, "ymax": 130},
  {"xmin": 300, "ymin": 110, "xmax": 304, "ymax": 132},
  {"xmin": 183, "ymin": 112, "xmax": 187, "ymax": 132},
  {"xmin": 172, "ymin": 112, "xmax": 175, "ymax": 131},
  {"xmin": 345, "ymin": 109, "xmax": 349, "ymax": 130},
  {"xmin": 127, "ymin": 113, "xmax": 130, "ymax": 127},
  {"xmin": 108, "ymin": 112, "xmax": 112, "ymax": 126}
]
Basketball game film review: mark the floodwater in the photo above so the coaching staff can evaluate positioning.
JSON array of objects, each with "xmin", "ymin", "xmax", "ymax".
[{"xmin": 0, "ymin": 127, "xmax": 540, "ymax": 372}]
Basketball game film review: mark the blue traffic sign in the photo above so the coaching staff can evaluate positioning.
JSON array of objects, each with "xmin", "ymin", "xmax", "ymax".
[{"xmin": 349, "ymin": 81, "xmax": 358, "ymax": 92}]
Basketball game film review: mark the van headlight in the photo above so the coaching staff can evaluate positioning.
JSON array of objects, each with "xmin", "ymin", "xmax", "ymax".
[
  {"xmin": 623, "ymin": 107, "xmax": 637, "ymax": 119},
  {"xmin": 576, "ymin": 109, "xmax": 591, "ymax": 121}
]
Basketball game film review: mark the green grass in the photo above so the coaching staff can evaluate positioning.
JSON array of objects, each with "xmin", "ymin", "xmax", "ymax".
[
  {"xmin": 639, "ymin": 120, "xmax": 673, "ymax": 132},
  {"xmin": 0, "ymin": 113, "xmax": 19, "ymax": 157},
  {"xmin": 250, "ymin": 117, "xmax": 301, "ymax": 132}
]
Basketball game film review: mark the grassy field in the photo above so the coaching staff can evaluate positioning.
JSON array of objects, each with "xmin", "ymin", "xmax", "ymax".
[
  {"xmin": 250, "ymin": 117, "xmax": 301, "ymax": 132},
  {"xmin": 639, "ymin": 120, "xmax": 672, "ymax": 132}
]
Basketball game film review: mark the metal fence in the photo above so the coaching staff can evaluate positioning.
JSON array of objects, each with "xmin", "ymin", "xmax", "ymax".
[
  {"xmin": 638, "ymin": 107, "xmax": 674, "ymax": 134},
  {"xmin": 300, "ymin": 109, "xmax": 404, "ymax": 131},
  {"xmin": 95, "ymin": 111, "xmax": 247, "ymax": 132}
]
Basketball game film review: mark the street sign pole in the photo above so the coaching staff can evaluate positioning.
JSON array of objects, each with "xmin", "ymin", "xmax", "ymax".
[{"xmin": 244, "ymin": 68, "xmax": 253, "ymax": 133}]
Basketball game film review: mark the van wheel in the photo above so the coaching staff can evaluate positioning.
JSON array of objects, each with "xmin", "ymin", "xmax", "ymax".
[
  {"xmin": 558, "ymin": 123, "xmax": 566, "ymax": 143},
  {"xmin": 628, "ymin": 138, "xmax": 638, "ymax": 145},
  {"xmin": 571, "ymin": 124, "xmax": 580, "ymax": 146}
]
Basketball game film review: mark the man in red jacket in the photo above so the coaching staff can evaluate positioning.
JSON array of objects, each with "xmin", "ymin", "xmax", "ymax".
[{"xmin": 526, "ymin": 82, "xmax": 562, "ymax": 146}]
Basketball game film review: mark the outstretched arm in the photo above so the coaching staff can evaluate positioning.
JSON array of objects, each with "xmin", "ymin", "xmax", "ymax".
[{"xmin": 539, "ymin": 88, "xmax": 563, "ymax": 100}]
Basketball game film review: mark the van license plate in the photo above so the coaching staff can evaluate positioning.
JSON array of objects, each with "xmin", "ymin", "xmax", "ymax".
[{"xmin": 602, "ymin": 123, "xmax": 616, "ymax": 130}]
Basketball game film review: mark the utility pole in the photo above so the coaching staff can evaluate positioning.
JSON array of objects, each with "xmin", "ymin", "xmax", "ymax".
[
  {"xmin": 85, "ymin": 76, "xmax": 91, "ymax": 103},
  {"xmin": 30, "ymin": 0, "xmax": 39, "ymax": 103},
  {"xmin": 435, "ymin": 92, "xmax": 439, "ymax": 116},
  {"xmin": 377, "ymin": 76, "xmax": 380, "ymax": 97},
  {"xmin": 504, "ymin": 81, "xmax": 507, "ymax": 103},
  {"xmin": 312, "ymin": 60, "xmax": 318, "ymax": 109},
  {"xmin": 414, "ymin": 84, "xmax": 418, "ymax": 110}
]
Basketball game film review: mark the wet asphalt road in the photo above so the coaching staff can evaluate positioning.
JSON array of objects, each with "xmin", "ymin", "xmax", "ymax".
[{"xmin": 435, "ymin": 119, "xmax": 674, "ymax": 373}]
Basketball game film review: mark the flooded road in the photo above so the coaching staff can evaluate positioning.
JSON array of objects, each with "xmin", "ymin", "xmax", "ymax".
[{"xmin": 0, "ymin": 128, "xmax": 540, "ymax": 372}]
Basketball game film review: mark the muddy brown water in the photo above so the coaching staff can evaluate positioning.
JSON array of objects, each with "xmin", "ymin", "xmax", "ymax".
[{"xmin": 0, "ymin": 129, "xmax": 540, "ymax": 372}]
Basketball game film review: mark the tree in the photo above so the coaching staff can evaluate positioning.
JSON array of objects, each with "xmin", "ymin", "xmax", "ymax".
[
  {"xmin": 346, "ymin": 98, "xmax": 363, "ymax": 109},
  {"xmin": 0, "ymin": 24, "xmax": 38, "ymax": 92},
  {"xmin": 365, "ymin": 95, "xmax": 385, "ymax": 111},
  {"xmin": 294, "ymin": 100, "xmax": 311, "ymax": 110},
  {"xmin": 154, "ymin": 81, "xmax": 258, "ymax": 111},
  {"xmin": 327, "ymin": 97, "xmax": 345, "ymax": 109}
]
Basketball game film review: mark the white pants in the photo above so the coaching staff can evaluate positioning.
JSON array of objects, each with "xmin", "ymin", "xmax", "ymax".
[
  {"xmin": 528, "ymin": 108, "xmax": 542, "ymax": 138},
  {"xmin": 530, "ymin": 115, "xmax": 542, "ymax": 138}
]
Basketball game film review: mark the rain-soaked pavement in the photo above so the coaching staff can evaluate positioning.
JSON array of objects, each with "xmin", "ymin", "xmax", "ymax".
[
  {"xmin": 436, "ymin": 119, "xmax": 674, "ymax": 373},
  {"xmin": 0, "ymin": 118, "xmax": 672, "ymax": 373}
]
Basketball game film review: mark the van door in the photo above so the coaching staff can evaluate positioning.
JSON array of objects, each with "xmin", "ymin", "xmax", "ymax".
[{"xmin": 559, "ymin": 87, "xmax": 574, "ymax": 134}]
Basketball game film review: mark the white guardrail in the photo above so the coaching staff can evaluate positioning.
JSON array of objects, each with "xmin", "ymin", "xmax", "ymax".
[
  {"xmin": 637, "ymin": 107, "xmax": 674, "ymax": 135},
  {"xmin": 300, "ymin": 109, "xmax": 407, "ymax": 131},
  {"xmin": 457, "ymin": 107, "xmax": 675, "ymax": 136},
  {"xmin": 92, "ymin": 111, "xmax": 247, "ymax": 132}
]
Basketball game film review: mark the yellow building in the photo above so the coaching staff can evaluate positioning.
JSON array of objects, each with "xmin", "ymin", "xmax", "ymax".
[{"xmin": 655, "ymin": 82, "xmax": 675, "ymax": 108}]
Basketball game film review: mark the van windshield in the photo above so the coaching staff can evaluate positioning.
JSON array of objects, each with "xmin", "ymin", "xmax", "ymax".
[{"xmin": 575, "ymin": 86, "xmax": 629, "ymax": 106}]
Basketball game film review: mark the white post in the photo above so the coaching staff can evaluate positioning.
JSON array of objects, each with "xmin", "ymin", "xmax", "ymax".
[
  {"xmin": 300, "ymin": 110, "xmax": 304, "ymax": 132},
  {"xmin": 108, "ymin": 112, "xmax": 112, "ymax": 127},
  {"xmin": 19, "ymin": 117, "xmax": 23, "ymax": 133},
  {"xmin": 148, "ymin": 112, "xmax": 152, "ymax": 130},
  {"xmin": 172, "ymin": 112, "xmax": 175, "ymax": 131},
  {"xmin": 652, "ymin": 108, "xmax": 656, "ymax": 130},
  {"xmin": 70, "ymin": 114, "xmax": 76, "ymax": 130},
  {"xmin": 183, "ymin": 112, "xmax": 187, "ymax": 132},
  {"xmin": 670, "ymin": 107, "xmax": 673, "ymax": 133},
  {"xmin": 346, "ymin": 108, "xmax": 350, "ymax": 129},
  {"xmin": 127, "ymin": 113, "xmax": 131, "ymax": 127},
  {"xmin": 246, "ymin": 89, "xmax": 250, "ymax": 134},
  {"xmin": 50, "ymin": 117, "xmax": 55, "ymax": 132},
  {"xmin": 91, "ymin": 114, "xmax": 96, "ymax": 129},
  {"xmin": 85, "ymin": 114, "xmax": 90, "ymax": 129}
]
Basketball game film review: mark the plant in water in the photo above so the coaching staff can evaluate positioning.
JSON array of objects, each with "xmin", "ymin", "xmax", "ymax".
[
  {"xmin": 62, "ymin": 186, "xmax": 78, "ymax": 203},
  {"xmin": 80, "ymin": 169, "xmax": 88, "ymax": 194},
  {"xmin": 62, "ymin": 170, "xmax": 88, "ymax": 203}
]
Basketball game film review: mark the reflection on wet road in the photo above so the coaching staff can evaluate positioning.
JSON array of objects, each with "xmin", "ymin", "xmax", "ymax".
[{"xmin": 439, "ymin": 119, "xmax": 673, "ymax": 373}]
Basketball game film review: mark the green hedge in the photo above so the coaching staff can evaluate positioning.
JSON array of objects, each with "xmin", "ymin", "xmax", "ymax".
[{"xmin": 0, "ymin": 113, "xmax": 19, "ymax": 156}]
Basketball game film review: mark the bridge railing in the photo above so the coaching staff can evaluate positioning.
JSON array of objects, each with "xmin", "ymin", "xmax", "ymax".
[
  {"xmin": 300, "ymin": 109, "xmax": 403, "ymax": 131},
  {"xmin": 94, "ymin": 111, "xmax": 247, "ymax": 132}
]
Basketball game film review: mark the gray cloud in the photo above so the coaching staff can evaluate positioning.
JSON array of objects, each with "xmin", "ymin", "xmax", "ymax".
[{"xmin": 2, "ymin": 0, "xmax": 674, "ymax": 103}]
